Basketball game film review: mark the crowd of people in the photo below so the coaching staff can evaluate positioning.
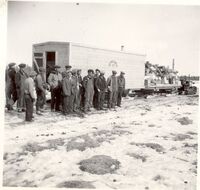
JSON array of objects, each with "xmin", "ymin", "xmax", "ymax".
[{"xmin": 5, "ymin": 63, "xmax": 126, "ymax": 122}]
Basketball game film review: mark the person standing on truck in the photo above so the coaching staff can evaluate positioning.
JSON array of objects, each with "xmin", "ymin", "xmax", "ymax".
[
  {"xmin": 83, "ymin": 69, "xmax": 94, "ymax": 112},
  {"xmin": 62, "ymin": 70, "xmax": 73, "ymax": 115},
  {"xmin": 35, "ymin": 67, "xmax": 47, "ymax": 115},
  {"xmin": 93, "ymin": 69, "xmax": 100, "ymax": 109},
  {"xmin": 6, "ymin": 62, "xmax": 18, "ymax": 110},
  {"xmin": 95, "ymin": 70, "xmax": 107, "ymax": 110},
  {"xmin": 24, "ymin": 70, "xmax": 37, "ymax": 122},
  {"xmin": 48, "ymin": 65, "xmax": 62, "ymax": 112},
  {"xmin": 15, "ymin": 63, "xmax": 28, "ymax": 112},
  {"xmin": 117, "ymin": 71, "xmax": 126, "ymax": 107},
  {"xmin": 107, "ymin": 70, "xmax": 118, "ymax": 109}
]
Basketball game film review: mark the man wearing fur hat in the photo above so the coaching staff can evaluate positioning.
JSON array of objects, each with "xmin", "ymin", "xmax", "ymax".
[
  {"xmin": 15, "ymin": 63, "xmax": 28, "ymax": 112},
  {"xmin": 24, "ymin": 70, "xmax": 37, "ymax": 122}
]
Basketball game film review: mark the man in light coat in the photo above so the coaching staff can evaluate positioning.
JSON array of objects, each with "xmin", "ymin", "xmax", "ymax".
[
  {"xmin": 107, "ymin": 70, "xmax": 118, "ymax": 109},
  {"xmin": 35, "ymin": 67, "xmax": 47, "ymax": 115},
  {"xmin": 48, "ymin": 65, "xmax": 62, "ymax": 112},
  {"xmin": 71, "ymin": 69, "xmax": 80, "ymax": 112},
  {"xmin": 24, "ymin": 70, "xmax": 37, "ymax": 122},
  {"xmin": 83, "ymin": 69, "xmax": 94, "ymax": 112},
  {"xmin": 62, "ymin": 71, "xmax": 73, "ymax": 115}
]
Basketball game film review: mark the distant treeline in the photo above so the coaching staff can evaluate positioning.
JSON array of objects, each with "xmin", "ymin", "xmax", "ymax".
[{"xmin": 179, "ymin": 76, "xmax": 199, "ymax": 81}]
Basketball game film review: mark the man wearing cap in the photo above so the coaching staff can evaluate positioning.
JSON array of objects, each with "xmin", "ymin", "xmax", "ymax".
[
  {"xmin": 65, "ymin": 65, "xmax": 72, "ymax": 72},
  {"xmin": 83, "ymin": 69, "xmax": 94, "ymax": 112},
  {"xmin": 48, "ymin": 65, "xmax": 62, "ymax": 112},
  {"xmin": 95, "ymin": 71, "xmax": 107, "ymax": 110},
  {"xmin": 117, "ymin": 71, "xmax": 126, "ymax": 107},
  {"xmin": 35, "ymin": 67, "xmax": 47, "ymax": 115},
  {"xmin": 24, "ymin": 70, "xmax": 37, "ymax": 122},
  {"xmin": 71, "ymin": 69, "xmax": 79, "ymax": 112},
  {"xmin": 15, "ymin": 63, "xmax": 28, "ymax": 112},
  {"xmin": 93, "ymin": 69, "xmax": 101, "ymax": 109},
  {"xmin": 107, "ymin": 70, "xmax": 118, "ymax": 109},
  {"xmin": 77, "ymin": 69, "xmax": 84, "ymax": 110},
  {"xmin": 62, "ymin": 70, "xmax": 73, "ymax": 114},
  {"xmin": 5, "ymin": 63, "xmax": 18, "ymax": 110}
]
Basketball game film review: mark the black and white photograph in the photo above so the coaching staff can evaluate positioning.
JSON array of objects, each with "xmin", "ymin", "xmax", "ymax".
[{"xmin": 1, "ymin": 1, "xmax": 200, "ymax": 189}]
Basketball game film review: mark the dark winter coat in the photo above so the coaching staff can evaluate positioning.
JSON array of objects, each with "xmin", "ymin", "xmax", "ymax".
[{"xmin": 95, "ymin": 75, "xmax": 107, "ymax": 91}]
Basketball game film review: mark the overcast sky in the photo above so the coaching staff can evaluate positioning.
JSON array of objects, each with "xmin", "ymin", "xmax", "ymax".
[{"xmin": 7, "ymin": 1, "xmax": 200, "ymax": 75}]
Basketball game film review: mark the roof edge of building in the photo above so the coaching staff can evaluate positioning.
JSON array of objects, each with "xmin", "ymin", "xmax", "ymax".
[{"xmin": 33, "ymin": 41, "xmax": 146, "ymax": 57}]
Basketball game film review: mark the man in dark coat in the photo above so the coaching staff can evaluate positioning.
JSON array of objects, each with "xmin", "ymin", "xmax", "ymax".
[
  {"xmin": 48, "ymin": 65, "xmax": 62, "ymax": 111},
  {"xmin": 117, "ymin": 71, "xmax": 126, "ymax": 107},
  {"xmin": 95, "ymin": 71, "xmax": 107, "ymax": 110},
  {"xmin": 93, "ymin": 69, "xmax": 100, "ymax": 109},
  {"xmin": 15, "ymin": 63, "xmax": 28, "ymax": 112},
  {"xmin": 83, "ymin": 69, "xmax": 94, "ymax": 112},
  {"xmin": 6, "ymin": 62, "xmax": 17, "ymax": 110},
  {"xmin": 35, "ymin": 67, "xmax": 47, "ymax": 115}
]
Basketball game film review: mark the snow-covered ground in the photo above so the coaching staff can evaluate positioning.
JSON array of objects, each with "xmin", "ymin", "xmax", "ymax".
[{"xmin": 3, "ymin": 95, "xmax": 198, "ymax": 189}]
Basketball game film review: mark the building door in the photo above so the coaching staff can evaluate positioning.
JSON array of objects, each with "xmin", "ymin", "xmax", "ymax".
[{"xmin": 46, "ymin": 52, "xmax": 56, "ymax": 79}]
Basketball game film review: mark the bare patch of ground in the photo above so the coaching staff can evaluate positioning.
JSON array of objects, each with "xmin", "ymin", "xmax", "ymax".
[
  {"xmin": 22, "ymin": 138, "xmax": 65, "ymax": 153},
  {"xmin": 177, "ymin": 117, "xmax": 193, "ymax": 125},
  {"xmin": 79, "ymin": 155, "xmax": 120, "ymax": 175},
  {"xmin": 183, "ymin": 143, "xmax": 198, "ymax": 150},
  {"xmin": 22, "ymin": 142, "xmax": 47, "ymax": 153},
  {"xmin": 152, "ymin": 174, "xmax": 165, "ymax": 181},
  {"xmin": 171, "ymin": 134, "xmax": 193, "ymax": 141},
  {"xmin": 130, "ymin": 142, "xmax": 165, "ymax": 153},
  {"xmin": 66, "ymin": 129, "xmax": 132, "ymax": 152},
  {"xmin": 127, "ymin": 152, "xmax": 147, "ymax": 162},
  {"xmin": 66, "ymin": 135, "xmax": 100, "ymax": 151},
  {"xmin": 186, "ymin": 131, "xmax": 197, "ymax": 136},
  {"xmin": 57, "ymin": 180, "xmax": 95, "ymax": 188}
]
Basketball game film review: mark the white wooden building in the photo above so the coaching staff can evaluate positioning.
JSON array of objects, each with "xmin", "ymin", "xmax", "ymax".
[{"xmin": 33, "ymin": 41, "xmax": 146, "ymax": 89}]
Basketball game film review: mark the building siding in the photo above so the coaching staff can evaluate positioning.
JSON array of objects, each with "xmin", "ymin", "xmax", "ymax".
[{"xmin": 70, "ymin": 43, "xmax": 145, "ymax": 89}]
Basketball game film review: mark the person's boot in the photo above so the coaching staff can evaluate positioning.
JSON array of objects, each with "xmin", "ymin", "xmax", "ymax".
[
  {"xmin": 40, "ymin": 108, "xmax": 45, "ymax": 112},
  {"xmin": 36, "ymin": 110, "xmax": 43, "ymax": 115},
  {"xmin": 18, "ymin": 108, "xmax": 22, "ymax": 112}
]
